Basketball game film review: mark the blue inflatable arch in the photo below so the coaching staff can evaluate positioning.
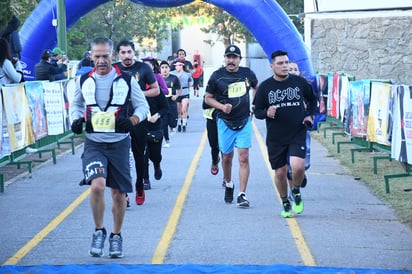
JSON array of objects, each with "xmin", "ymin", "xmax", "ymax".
[{"xmin": 19, "ymin": 0, "xmax": 314, "ymax": 80}]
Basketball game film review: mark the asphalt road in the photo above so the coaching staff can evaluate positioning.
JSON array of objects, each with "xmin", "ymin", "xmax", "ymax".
[{"xmin": 0, "ymin": 97, "xmax": 411, "ymax": 271}]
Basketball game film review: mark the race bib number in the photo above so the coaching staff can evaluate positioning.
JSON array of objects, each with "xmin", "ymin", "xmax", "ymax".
[
  {"xmin": 166, "ymin": 88, "xmax": 173, "ymax": 97},
  {"xmin": 203, "ymin": 108, "xmax": 215, "ymax": 119},
  {"xmin": 91, "ymin": 112, "xmax": 115, "ymax": 132},
  {"xmin": 228, "ymin": 82, "xmax": 247, "ymax": 98}
]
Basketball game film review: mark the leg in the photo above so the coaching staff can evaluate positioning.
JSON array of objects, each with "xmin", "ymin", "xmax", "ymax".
[
  {"xmin": 237, "ymin": 148, "xmax": 250, "ymax": 193},
  {"xmin": 222, "ymin": 151, "xmax": 234, "ymax": 183},
  {"xmin": 274, "ymin": 165, "xmax": 289, "ymax": 199},
  {"xmin": 111, "ymin": 188, "xmax": 126, "ymax": 234},
  {"xmin": 90, "ymin": 177, "xmax": 106, "ymax": 229},
  {"xmin": 289, "ymin": 156, "xmax": 305, "ymax": 188},
  {"xmin": 130, "ymin": 123, "xmax": 147, "ymax": 193}
]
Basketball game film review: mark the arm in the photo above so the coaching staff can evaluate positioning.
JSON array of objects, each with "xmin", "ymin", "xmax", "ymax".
[
  {"xmin": 204, "ymin": 92, "xmax": 232, "ymax": 115},
  {"xmin": 130, "ymin": 78, "xmax": 149, "ymax": 125},
  {"xmin": 2, "ymin": 59, "xmax": 22, "ymax": 83},
  {"xmin": 253, "ymin": 87, "xmax": 270, "ymax": 120},
  {"xmin": 70, "ymin": 78, "xmax": 85, "ymax": 121}
]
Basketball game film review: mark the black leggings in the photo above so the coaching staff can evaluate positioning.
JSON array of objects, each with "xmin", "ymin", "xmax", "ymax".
[
  {"xmin": 206, "ymin": 118, "xmax": 220, "ymax": 165},
  {"xmin": 144, "ymin": 140, "xmax": 163, "ymax": 179},
  {"xmin": 130, "ymin": 121, "xmax": 148, "ymax": 192}
]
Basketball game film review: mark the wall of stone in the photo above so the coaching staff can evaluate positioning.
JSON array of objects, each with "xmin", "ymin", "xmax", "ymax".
[{"xmin": 305, "ymin": 10, "xmax": 412, "ymax": 84}]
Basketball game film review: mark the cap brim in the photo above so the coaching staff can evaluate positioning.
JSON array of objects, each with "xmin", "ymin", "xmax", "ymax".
[{"xmin": 224, "ymin": 53, "xmax": 241, "ymax": 57}]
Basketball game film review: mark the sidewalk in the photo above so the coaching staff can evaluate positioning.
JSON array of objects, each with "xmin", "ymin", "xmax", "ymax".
[{"xmin": 0, "ymin": 97, "xmax": 411, "ymax": 273}]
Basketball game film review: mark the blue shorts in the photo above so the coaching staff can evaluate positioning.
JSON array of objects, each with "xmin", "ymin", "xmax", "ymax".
[
  {"xmin": 217, "ymin": 117, "xmax": 252, "ymax": 154},
  {"xmin": 81, "ymin": 137, "xmax": 133, "ymax": 193}
]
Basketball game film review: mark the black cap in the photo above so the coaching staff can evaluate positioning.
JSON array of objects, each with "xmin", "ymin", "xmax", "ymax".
[{"xmin": 224, "ymin": 45, "xmax": 241, "ymax": 57}]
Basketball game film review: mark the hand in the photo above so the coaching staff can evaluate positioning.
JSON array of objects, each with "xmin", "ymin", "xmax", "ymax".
[
  {"xmin": 303, "ymin": 116, "xmax": 314, "ymax": 129},
  {"xmin": 267, "ymin": 105, "xmax": 277, "ymax": 119},
  {"xmin": 115, "ymin": 117, "xmax": 133, "ymax": 132},
  {"xmin": 71, "ymin": 118, "xmax": 84, "ymax": 134}
]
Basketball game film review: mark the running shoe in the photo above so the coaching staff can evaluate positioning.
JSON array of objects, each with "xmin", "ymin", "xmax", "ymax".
[
  {"xmin": 125, "ymin": 194, "xmax": 130, "ymax": 208},
  {"xmin": 224, "ymin": 185, "xmax": 234, "ymax": 204},
  {"xmin": 177, "ymin": 125, "xmax": 182, "ymax": 132},
  {"xmin": 135, "ymin": 190, "xmax": 145, "ymax": 205},
  {"xmin": 154, "ymin": 166, "xmax": 162, "ymax": 180},
  {"xmin": 89, "ymin": 229, "xmax": 106, "ymax": 257},
  {"xmin": 144, "ymin": 179, "xmax": 151, "ymax": 190},
  {"xmin": 236, "ymin": 192, "xmax": 250, "ymax": 207},
  {"xmin": 182, "ymin": 125, "xmax": 186, "ymax": 132},
  {"xmin": 109, "ymin": 234, "xmax": 124, "ymax": 258},
  {"xmin": 281, "ymin": 201, "xmax": 292, "ymax": 218},
  {"xmin": 211, "ymin": 164, "xmax": 219, "ymax": 175},
  {"xmin": 292, "ymin": 192, "xmax": 304, "ymax": 214},
  {"xmin": 163, "ymin": 140, "xmax": 170, "ymax": 148}
]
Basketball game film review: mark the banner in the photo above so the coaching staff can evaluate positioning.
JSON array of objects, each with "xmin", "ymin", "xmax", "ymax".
[
  {"xmin": 25, "ymin": 81, "xmax": 48, "ymax": 140},
  {"xmin": 61, "ymin": 79, "xmax": 74, "ymax": 131},
  {"xmin": 391, "ymin": 85, "xmax": 412, "ymax": 164},
  {"xmin": 367, "ymin": 82, "xmax": 392, "ymax": 145},
  {"xmin": 1, "ymin": 84, "xmax": 35, "ymax": 152},
  {"xmin": 348, "ymin": 80, "xmax": 370, "ymax": 137},
  {"xmin": 43, "ymin": 81, "xmax": 65, "ymax": 135}
]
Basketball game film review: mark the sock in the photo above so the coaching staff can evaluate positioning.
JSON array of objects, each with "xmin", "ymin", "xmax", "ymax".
[
  {"xmin": 225, "ymin": 181, "xmax": 234, "ymax": 188},
  {"xmin": 292, "ymin": 186, "xmax": 300, "ymax": 194},
  {"xmin": 281, "ymin": 196, "xmax": 289, "ymax": 204},
  {"xmin": 96, "ymin": 227, "xmax": 107, "ymax": 235},
  {"xmin": 110, "ymin": 232, "xmax": 121, "ymax": 238},
  {"xmin": 182, "ymin": 118, "xmax": 187, "ymax": 126}
]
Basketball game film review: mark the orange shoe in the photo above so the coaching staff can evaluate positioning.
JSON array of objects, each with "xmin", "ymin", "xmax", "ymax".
[{"xmin": 136, "ymin": 190, "xmax": 145, "ymax": 205}]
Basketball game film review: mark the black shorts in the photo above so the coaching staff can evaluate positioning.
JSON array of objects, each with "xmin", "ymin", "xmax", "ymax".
[
  {"xmin": 81, "ymin": 137, "xmax": 133, "ymax": 193},
  {"xmin": 267, "ymin": 135, "xmax": 306, "ymax": 170},
  {"xmin": 176, "ymin": 94, "xmax": 190, "ymax": 103}
]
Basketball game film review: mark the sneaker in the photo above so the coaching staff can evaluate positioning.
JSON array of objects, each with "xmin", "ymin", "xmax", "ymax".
[
  {"xmin": 224, "ymin": 184, "xmax": 234, "ymax": 204},
  {"xmin": 135, "ymin": 190, "xmax": 145, "ymax": 205},
  {"xmin": 109, "ymin": 234, "xmax": 124, "ymax": 258},
  {"xmin": 144, "ymin": 179, "xmax": 151, "ymax": 190},
  {"xmin": 301, "ymin": 174, "xmax": 307, "ymax": 188},
  {"xmin": 125, "ymin": 194, "xmax": 130, "ymax": 208},
  {"xmin": 89, "ymin": 229, "xmax": 106, "ymax": 257},
  {"xmin": 292, "ymin": 192, "xmax": 304, "ymax": 214},
  {"xmin": 281, "ymin": 201, "xmax": 293, "ymax": 218},
  {"xmin": 182, "ymin": 125, "xmax": 186, "ymax": 132},
  {"xmin": 177, "ymin": 125, "xmax": 182, "ymax": 132},
  {"xmin": 236, "ymin": 192, "xmax": 250, "ymax": 207},
  {"xmin": 154, "ymin": 166, "xmax": 162, "ymax": 180},
  {"xmin": 221, "ymin": 180, "xmax": 226, "ymax": 188},
  {"xmin": 163, "ymin": 141, "xmax": 170, "ymax": 148}
]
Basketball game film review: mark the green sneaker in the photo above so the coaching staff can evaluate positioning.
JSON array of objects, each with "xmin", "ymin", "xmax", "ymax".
[
  {"xmin": 292, "ymin": 192, "xmax": 304, "ymax": 214},
  {"xmin": 281, "ymin": 201, "xmax": 292, "ymax": 218}
]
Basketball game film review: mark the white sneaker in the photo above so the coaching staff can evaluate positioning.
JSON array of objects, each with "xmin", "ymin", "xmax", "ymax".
[{"xmin": 163, "ymin": 141, "xmax": 170, "ymax": 148}]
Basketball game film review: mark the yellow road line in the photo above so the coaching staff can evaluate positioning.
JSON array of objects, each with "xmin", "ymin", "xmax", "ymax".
[
  {"xmin": 151, "ymin": 130, "xmax": 208, "ymax": 264},
  {"xmin": 2, "ymin": 188, "xmax": 91, "ymax": 265},
  {"xmin": 252, "ymin": 120, "xmax": 317, "ymax": 266}
]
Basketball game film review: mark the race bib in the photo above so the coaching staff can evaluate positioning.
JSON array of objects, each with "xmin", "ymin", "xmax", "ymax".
[
  {"xmin": 228, "ymin": 82, "xmax": 247, "ymax": 98},
  {"xmin": 91, "ymin": 112, "xmax": 115, "ymax": 132},
  {"xmin": 166, "ymin": 88, "xmax": 173, "ymax": 97},
  {"xmin": 203, "ymin": 108, "xmax": 215, "ymax": 119}
]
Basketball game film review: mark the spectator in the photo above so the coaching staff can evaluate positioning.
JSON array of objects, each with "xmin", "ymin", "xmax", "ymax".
[
  {"xmin": 34, "ymin": 49, "xmax": 67, "ymax": 81},
  {"xmin": 0, "ymin": 16, "xmax": 22, "ymax": 59},
  {"xmin": 77, "ymin": 50, "xmax": 94, "ymax": 70},
  {"xmin": 192, "ymin": 60, "xmax": 203, "ymax": 97},
  {"xmin": 0, "ymin": 37, "xmax": 23, "ymax": 85},
  {"xmin": 50, "ymin": 47, "xmax": 67, "ymax": 80}
]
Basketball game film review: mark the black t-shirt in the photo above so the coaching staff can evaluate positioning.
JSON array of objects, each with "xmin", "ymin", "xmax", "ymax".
[
  {"xmin": 205, "ymin": 66, "xmax": 258, "ymax": 124},
  {"xmin": 163, "ymin": 74, "xmax": 181, "ymax": 95},
  {"xmin": 253, "ymin": 74, "xmax": 317, "ymax": 144},
  {"xmin": 115, "ymin": 61, "xmax": 156, "ymax": 91}
]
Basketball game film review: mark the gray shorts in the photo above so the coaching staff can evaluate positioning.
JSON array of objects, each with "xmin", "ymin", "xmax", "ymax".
[{"xmin": 81, "ymin": 137, "xmax": 133, "ymax": 193}]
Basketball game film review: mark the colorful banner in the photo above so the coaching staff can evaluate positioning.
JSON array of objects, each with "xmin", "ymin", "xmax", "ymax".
[
  {"xmin": 348, "ymin": 80, "xmax": 370, "ymax": 137},
  {"xmin": 367, "ymin": 82, "xmax": 392, "ymax": 145},
  {"xmin": 61, "ymin": 79, "xmax": 73, "ymax": 131},
  {"xmin": 1, "ymin": 84, "xmax": 35, "ymax": 152},
  {"xmin": 326, "ymin": 72, "xmax": 334, "ymax": 116},
  {"xmin": 25, "ymin": 81, "xmax": 48, "ymax": 140},
  {"xmin": 43, "ymin": 81, "xmax": 65, "ymax": 135},
  {"xmin": 1, "ymin": 108, "xmax": 11, "ymax": 158},
  {"xmin": 391, "ymin": 85, "xmax": 412, "ymax": 164}
]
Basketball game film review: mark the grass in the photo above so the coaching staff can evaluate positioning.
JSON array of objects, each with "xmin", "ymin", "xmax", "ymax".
[{"xmin": 312, "ymin": 128, "xmax": 412, "ymax": 230}]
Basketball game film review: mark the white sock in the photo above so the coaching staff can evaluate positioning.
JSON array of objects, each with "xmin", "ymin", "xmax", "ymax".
[{"xmin": 225, "ymin": 181, "xmax": 234, "ymax": 188}]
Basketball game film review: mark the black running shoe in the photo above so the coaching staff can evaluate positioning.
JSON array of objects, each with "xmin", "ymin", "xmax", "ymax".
[
  {"xmin": 144, "ymin": 179, "xmax": 151, "ymax": 190},
  {"xmin": 236, "ymin": 192, "xmax": 250, "ymax": 207},
  {"xmin": 177, "ymin": 125, "xmax": 182, "ymax": 132},
  {"xmin": 154, "ymin": 166, "xmax": 162, "ymax": 180},
  {"xmin": 224, "ymin": 185, "xmax": 234, "ymax": 203}
]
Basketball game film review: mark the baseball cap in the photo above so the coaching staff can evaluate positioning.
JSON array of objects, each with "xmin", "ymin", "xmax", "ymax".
[
  {"xmin": 224, "ymin": 45, "xmax": 241, "ymax": 57},
  {"xmin": 174, "ymin": 61, "xmax": 184, "ymax": 66},
  {"xmin": 52, "ymin": 47, "xmax": 65, "ymax": 55}
]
